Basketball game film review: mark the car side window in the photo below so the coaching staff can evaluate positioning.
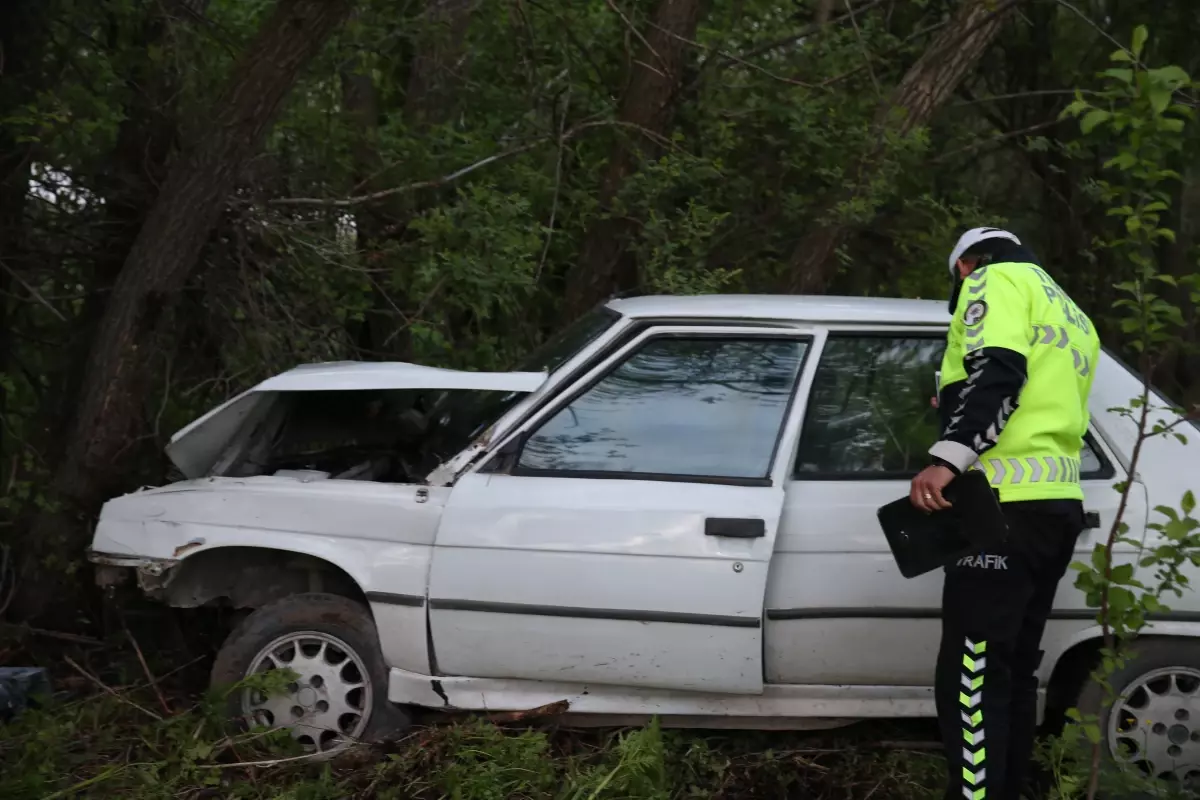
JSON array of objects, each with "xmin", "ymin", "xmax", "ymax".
[
  {"xmin": 794, "ymin": 335, "xmax": 945, "ymax": 478},
  {"xmin": 1079, "ymin": 434, "xmax": 1111, "ymax": 479},
  {"xmin": 793, "ymin": 333, "xmax": 1114, "ymax": 480},
  {"xmin": 516, "ymin": 336, "xmax": 809, "ymax": 480}
]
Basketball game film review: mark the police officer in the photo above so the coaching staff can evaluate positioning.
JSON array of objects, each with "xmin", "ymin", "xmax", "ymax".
[{"xmin": 910, "ymin": 228, "xmax": 1100, "ymax": 800}]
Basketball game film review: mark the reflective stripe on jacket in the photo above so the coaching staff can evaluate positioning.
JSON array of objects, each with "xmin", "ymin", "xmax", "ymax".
[{"xmin": 938, "ymin": 262, "xmax": 1100, "ymax": 502}]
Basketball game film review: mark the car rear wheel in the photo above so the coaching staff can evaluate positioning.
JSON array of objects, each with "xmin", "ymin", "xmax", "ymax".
[
  {"xmin": 210, "ymin": 592, "xmax": 409, "ymax": 755},
  {"xmin": 1074, "ymin": 638, "xmax": 1200, "ymax": 791}
]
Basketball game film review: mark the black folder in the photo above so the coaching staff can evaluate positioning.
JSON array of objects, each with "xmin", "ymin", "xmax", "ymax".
[{"xmin": 876, "ymin": 470, "xmax": 1009, "ymax": 579}]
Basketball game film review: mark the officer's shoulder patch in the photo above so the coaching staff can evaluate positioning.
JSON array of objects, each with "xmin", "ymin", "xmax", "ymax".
[{"xmin": 963, "ymin": 300, "xmax": 988, "ymax": 326}]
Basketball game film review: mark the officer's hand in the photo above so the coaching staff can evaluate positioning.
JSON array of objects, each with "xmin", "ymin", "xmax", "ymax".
[{"xmin": 910, "ymin": 465, "xmax": 955, "ymax": 513}]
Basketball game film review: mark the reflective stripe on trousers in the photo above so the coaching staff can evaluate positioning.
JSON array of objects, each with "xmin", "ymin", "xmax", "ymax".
[{"xmin": 978, "ymin": 455, "xmax": 1081, "ymax": 487}]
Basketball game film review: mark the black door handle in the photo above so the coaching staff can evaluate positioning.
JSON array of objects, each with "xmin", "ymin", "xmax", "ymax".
[
  {"xmin": 1084, "ymin": 511, "xmax": 1101, "ymax": 530},
  {"xmin": 705, "ymin": 517, "xmax": 765, "ymax": 538}
]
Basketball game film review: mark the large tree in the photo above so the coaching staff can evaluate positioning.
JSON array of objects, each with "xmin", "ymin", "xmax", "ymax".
[
  {"xmin": 0, "ymin": 0, "xmax": 55, "ymax": 464},
  {"xmin": 563, "ymin": 0, "xmax": 703, "ymax": 319},
  {"xmin": 784, "ymin": 0, "xmax": 1020, "ymax": 294},
  {"xmin": 52, "ymin": 0, "xmax": 212, "ymax": 449},
  {"xmin": 341, "ymin": 0, "xmax": 474, "ymax": 359},
  {"xmin": 19, "ymin": 0, "xmax": 357, "ymax": 617}
]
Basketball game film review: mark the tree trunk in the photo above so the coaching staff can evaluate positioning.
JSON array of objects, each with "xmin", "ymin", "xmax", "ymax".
[
  {"xmin": 52, "ymin": 0, "xmax": 211, "ymax": 453},
  {"xmin": 815, "ymin": 0, "xmax": 835, "ymax": 26},
  {"xmin": 0, "ymin": 0, "xmax": 53, "ymax": 471},
  {"xmin": 404, "ymin": 0, "xmax": 472, "ymax": 127},
  {"xmin": 19, "ymin": 0, "xmax": 355, "ymax": 619},
  {"xmin": 341, "ymin": 0, "xmax": 472, "ymax": 358},
  {"xmin": 784, "ymin": 0, "xmax": 1019, "ymax": 294},
  {"xmin": 563, "ymin": 0, "xmax": 702, "ymax": 319}
]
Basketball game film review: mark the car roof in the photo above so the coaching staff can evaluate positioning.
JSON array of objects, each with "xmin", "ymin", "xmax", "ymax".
[{"xmin": 606, "ymin": 294, "xmax": 950, "ymax": 325}]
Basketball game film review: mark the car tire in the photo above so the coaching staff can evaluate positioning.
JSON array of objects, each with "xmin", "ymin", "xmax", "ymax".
[
  {"xmin": 210, "ymin": 592, "xmax": 410, "ymax": 755},
  {"xmin": 1072, "ymin": 637, "xmax": 1200, "ymax": 790}
]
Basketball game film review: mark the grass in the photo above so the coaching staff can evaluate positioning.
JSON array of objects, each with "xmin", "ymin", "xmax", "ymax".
[
  {"xmin": 0, "ymin": 698, "xmax": 948, "ymax": 799},
  {"xmin": 0, "ymin": 617, "xmax": 948, "ymax": 800}
]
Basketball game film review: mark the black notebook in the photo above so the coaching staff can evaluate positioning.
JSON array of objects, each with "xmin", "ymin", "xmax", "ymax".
[{"xmin": 876, "ymin": 470, "xmax": 1009, "ymax": 579}]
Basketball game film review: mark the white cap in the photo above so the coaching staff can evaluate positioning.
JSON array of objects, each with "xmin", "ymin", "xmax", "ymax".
[{"xmin": 948, "ymin": 227, "xmax": 1021, "ymax": 274}]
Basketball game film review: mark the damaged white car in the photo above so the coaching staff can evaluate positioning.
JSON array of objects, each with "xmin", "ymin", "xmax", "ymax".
[{"xmin": 89, "ymin": 295, "xmax": 1200, "ymax": 782}]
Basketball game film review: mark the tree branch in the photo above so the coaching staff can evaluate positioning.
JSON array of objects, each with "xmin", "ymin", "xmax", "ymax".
[
  {"xmin": 931, "ymin": 117, "xmax": 1063, "ymax": 164},
  {"xmin": 270, "ymin": 120, "xmax": 667, "ymax": 208},
  {"xmin": 0, "ymin": 256, "xmax": 66, "ymax": 321},
  {"xmin": 843, "ymin": 0, "xmax": 881, "ymax": 97},
  {"xmin": 648, "ymin": 20, "xmax": 817, "ymax": 89},
  {"xmin": 733, "ymin": 0, "xmax": 889, "ymax": 62}
]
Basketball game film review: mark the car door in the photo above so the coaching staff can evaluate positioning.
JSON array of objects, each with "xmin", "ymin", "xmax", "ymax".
[
  {"xmin": 764, "ymin": 329, "xmax": 1147, "ymax": 687},
  {"xmin": 427, "ymin": 325, "xmax": 816, "ymax": 694}
]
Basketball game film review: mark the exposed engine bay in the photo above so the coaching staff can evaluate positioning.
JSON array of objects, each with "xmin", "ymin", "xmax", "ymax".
[{"xmin": 221, "ymin": 387, "xmax": 517, "ymax": 484}]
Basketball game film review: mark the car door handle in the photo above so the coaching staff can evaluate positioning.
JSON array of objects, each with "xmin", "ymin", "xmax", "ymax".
[
  {"xmin": 1084, "ymin": 511, "xmax": 1101, "ymax": 530},
  {"xmin": 705, "ymin": 517, "xmax": 765, "ymax": 538}
]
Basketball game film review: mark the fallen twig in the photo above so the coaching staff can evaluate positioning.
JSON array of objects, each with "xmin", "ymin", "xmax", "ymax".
[
  {"xmin": 215, "ymin": 748, "xmax": 340, "ymax": 769},
  {"xmin": 0, "ymin": 623, "xmax": 106, "ymax": 646},
  {"xmin": 38, "ymin": 764, "xmax": 127, "ymax": 800},
  {"xmin": 485, "ymin": 699, "xmax": 571, "ymax": 723},
  {"xmin": 63, "ymin": 655, "xmax": 163, "ymax": 722},
  {"xmin": 125, "ymin": 625, "xmax": 172, "ymax": 715}
]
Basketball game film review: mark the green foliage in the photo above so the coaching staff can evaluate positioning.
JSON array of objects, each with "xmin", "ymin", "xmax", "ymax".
[
  {"xmin": 1046, "ymin": 25, "xmax": 1200, "ymax": 799},
  {"xmin": 5, "ymin": 4, "xmax": 1200, "ymax": 795},
  {"xmin": 6, "ymin": 1, "xmax": 1200, "ymax": 531},
  {"xmin": 0, "ymin": 681, "xmax": 946, "ymax": 800}
]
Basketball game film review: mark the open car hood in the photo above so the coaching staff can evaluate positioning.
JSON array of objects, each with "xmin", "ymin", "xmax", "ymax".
[{"xmin": 165, "ymin": 361, "xmax": 548, "ymax": 479}]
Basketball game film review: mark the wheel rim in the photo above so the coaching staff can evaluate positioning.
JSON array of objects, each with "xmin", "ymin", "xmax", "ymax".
[
  {"xmin": 241, "ymin": 631, "xmax": 372, "ymax": 753},
  {"xmin": 1108, "ymin": 665, "xmax": 1200, "ymax": 786}
]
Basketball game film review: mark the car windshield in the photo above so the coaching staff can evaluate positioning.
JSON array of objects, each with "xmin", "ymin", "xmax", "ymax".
[
  {"xmin": 509, "ymin": 306, "xmax": 622, "ymax": 374},
  {"xmin": 430, "ymin": 306, "xmax": 622, "ymax": 453}
]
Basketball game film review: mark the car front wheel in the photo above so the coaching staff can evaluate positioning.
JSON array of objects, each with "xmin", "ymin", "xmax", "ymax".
[{"xmin": 210, "ymin": 592, "xmax": 409, "ymax": 755}]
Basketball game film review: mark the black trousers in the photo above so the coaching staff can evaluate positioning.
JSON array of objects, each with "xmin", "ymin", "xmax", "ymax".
[{"xmin": 936, "ymin": 500, "xmax": 1084, "ymax": 800}]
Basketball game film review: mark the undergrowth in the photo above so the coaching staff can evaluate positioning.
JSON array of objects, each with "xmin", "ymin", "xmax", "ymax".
[
  {"xmin": 0, "ymin": 634, "xmax": 945, "ymax": 800},
  {"xmin": 0, "ymin": 703, "xmax": 946, "ymax": 800}
]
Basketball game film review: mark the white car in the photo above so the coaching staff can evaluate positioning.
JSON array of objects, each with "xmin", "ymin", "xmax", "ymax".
[{"xmin": 88, "ymin": 295, "xmax": 1200, "ymax": 781}]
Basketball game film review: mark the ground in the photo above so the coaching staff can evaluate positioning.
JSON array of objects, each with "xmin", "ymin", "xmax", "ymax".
[{"xmin": 0, "ymin": 605, "xmax": 948, "ymax": 800}]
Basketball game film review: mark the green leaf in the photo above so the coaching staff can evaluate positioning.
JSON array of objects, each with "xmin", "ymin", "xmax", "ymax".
[
  {"xmin": 1102, "ymin": 68, "xmax": 1134, "ymax": 84},
  {"xmin": 1155, "ymin": 505, "xmax": 1180, "ymax": 522},
  {"xmin": 1060, "ymin": 98, "xmax": 1091, "ymax": 119},
  {"xmin": 1149, "ymin": 65, "xmax": 1191, "ymax": 85},
  {"xmin": 1104, "ymin": 152, "xmax": 1138, "ymax": 170},
  {"xmin": 1111, "ymin": 563, "xmax": 1135, "ymax": 583},
  {"xmin": 1150, "ymin": 87, "xmax": 1172, "ymax": 115},
  {"xmin": 1183, "ymin": 491, "xmax": 1197, "ymax": 515},
  {"xmin": 1165, "ymin": 519, "xmax": 1193, "ymax": 540},
  {"xmin": 1080, "ymin": 109, "xmax": 1111, "ymax": 134},
  {"xmin": 1132, "ymin": 25, "xmax": 1148, "ymax": 59}
]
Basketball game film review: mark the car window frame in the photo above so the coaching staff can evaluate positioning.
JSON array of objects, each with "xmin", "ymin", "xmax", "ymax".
[
  {"xmin": 791, "ymin": 328, "xmax": 1117, "ymax": 482},
  {"xmin": 491, "ymin": 326, "xmax": 814, "ymax": 487},
  {"xmin": 479, "ymin": 315, "xmax": 803, "ymax": 452}
]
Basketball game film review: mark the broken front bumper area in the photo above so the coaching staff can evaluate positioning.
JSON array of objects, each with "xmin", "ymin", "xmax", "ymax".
[{"xmin": 88, "ymin": 550, "xmax": 178, "ymax": 595}]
